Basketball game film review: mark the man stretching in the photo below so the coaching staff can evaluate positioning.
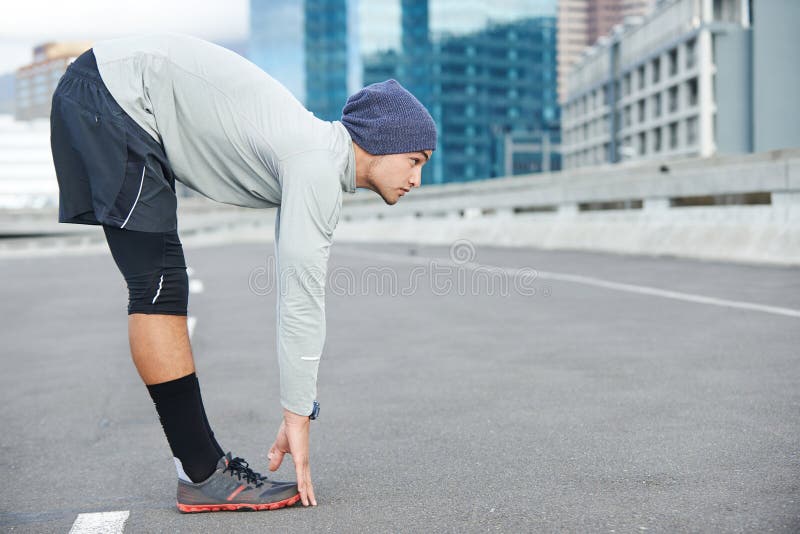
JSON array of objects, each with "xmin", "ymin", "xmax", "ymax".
[{"xmin": 50, "ymin": 33, "xmax": 436, "ymax": 512}]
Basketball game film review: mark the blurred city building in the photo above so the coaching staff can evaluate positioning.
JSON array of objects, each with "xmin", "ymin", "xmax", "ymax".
[
  {"xmin": 561, "ymin": 0, "xmax": 800, "ymax": 170},
  {"xmin": 14, "ymin": 41, "xmax": 92, "ymax": 121},
  {"xmin": 249, "ymin": 0, "xmax": 307, "ymax": 102},
  {"xmin": 0, "ymin": 115, "xmax": 57, "ymax": 209},
  {"xmin": 557, "ymin": 0, "xmax": 656, "ymax": 103},
  {"xmin": 250, "ymin": 0, "xmax": 561, "ymax": 184},
  {"xmin": 304, "ymin": 0, "xmax": 361, "ymax": 124}
]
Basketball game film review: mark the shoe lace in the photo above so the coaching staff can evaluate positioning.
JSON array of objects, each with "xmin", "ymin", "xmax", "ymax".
[{"xmin": 224, "ymin": 457, "xmax": 267, "ymax": 488}]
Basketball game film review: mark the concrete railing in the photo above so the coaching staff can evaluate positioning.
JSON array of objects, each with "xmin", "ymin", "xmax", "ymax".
[
  {"xmin": 0, "ymin": 199, "xmax": 275, "ymax": 256},
  {"xmin": 334, "ymin": 148, "xmax": 800, "ymax": 265},
  {"xmin": 2, "ymin": 148, "xmax": 798, "ymax": 265}
]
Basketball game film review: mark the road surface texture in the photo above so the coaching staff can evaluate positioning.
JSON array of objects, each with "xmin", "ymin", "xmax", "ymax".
[{"xmin": 1, "ymin": 238, "xmax": 798, "ymax": 533}]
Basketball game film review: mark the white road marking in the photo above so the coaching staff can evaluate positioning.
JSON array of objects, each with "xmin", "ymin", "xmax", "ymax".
[
  {"xmin": 69, "ymin": 511, "xmax": 129, "ymax": 534},
  {"xmin": 187, "ymin": 316, "xmax": 197, "ymax": 340},
  {"xmin": 337, "ymin": 247, "xmax": 800, "ymax": 319},
  {"xmin": 189, "ymin": 279, "xmax": 204, "ymax": 293}
]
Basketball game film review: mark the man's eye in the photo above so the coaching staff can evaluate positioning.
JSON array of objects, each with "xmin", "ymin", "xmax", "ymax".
[{"xmin": 411, "ymin": 159, "xmax": 420, "ymax": 165}]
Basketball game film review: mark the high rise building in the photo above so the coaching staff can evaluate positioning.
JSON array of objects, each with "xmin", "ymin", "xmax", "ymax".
[
  {"xmin": 297, "ymin": 0, "xmax": 559, "ymax": 184},
  {"xmin": 361, "ymin": 4, "xmax": 560, "ymax": 183},
  {"xmin": 305, "ymin": 0, "xmax": 352, "ymax": 122},
  {"xmin": 249, "ymin": 0, "xmax": 306, "ymax": 102},
  {"xmin": 560, "ymin": 0, "xmax": 800, "ymax": 170},
  {"xmin": 557, "ymin": 0, "xmax": 655, "ymax": 103},
  {"xmin": 751, "ymin": 0, "xmax": 800, "ymax": 152}
]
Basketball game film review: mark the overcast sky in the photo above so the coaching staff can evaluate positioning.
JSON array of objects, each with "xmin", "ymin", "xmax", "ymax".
[{"xmin": 0, "ymin": 0, "xmax": 249, "ymax": 74}]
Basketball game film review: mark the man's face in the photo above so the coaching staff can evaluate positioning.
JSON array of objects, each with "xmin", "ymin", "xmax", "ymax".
[{"xmin": 367, "ymin": 149, "xmax": 433, "ymax": 205}]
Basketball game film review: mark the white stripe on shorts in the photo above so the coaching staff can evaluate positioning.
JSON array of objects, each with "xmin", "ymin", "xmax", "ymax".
[
  {"xmin": 152, "ymin": 273, "xmax": 165, "ymax": 304},
  {"xmin": 120, "ymin": 164, "xmax": 146, "ymax": 229}
]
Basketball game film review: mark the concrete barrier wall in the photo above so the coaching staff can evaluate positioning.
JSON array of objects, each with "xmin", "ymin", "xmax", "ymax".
[
  {"xmin": 2, "ymin": 148, "xmax": 798, "ymax": 265},
  {"xmin": 336, "ymin": 148, "xmax": 800, "ymax": 266}
]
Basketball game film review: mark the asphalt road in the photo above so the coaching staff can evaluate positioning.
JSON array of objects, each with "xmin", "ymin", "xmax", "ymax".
[{"xmin": 1, "ymin": 238, "xmax": 798, "ymax": 533}]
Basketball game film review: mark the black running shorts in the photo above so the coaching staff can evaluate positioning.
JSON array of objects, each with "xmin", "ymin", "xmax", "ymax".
[{"xmin": 50, "ymin": 48, "xmax": 178, "ymax": 233}]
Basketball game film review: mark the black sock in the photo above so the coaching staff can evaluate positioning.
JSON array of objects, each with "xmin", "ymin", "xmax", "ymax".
[
  {"xmin": 195, "ymin": 384, "xmax": 224, "ymax": 458},
  {"xmin": 146, "ymin": 372, "xmax": 222, "ymax": 482}
]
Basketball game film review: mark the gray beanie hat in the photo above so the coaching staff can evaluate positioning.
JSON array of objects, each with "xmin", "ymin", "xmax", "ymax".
[{"xmin": 340, "ymin": 79, "xmax": 437, "ymax": 155}]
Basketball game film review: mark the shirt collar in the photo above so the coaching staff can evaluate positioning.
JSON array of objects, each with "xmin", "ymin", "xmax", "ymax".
[{"xmin": 335, "ymin": 121, "xmax": 357, "ymax": 194}]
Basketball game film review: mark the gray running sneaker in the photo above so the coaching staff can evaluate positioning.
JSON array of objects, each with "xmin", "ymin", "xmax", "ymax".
[{"xmin": 177, "ymin": 453, "xmax": 300, "ymax": 513}]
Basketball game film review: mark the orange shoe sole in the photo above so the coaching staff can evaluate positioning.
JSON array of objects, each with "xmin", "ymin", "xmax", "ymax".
[{"xmin": 177, "ymin": 493, "xmax": 302, "ymax": 513}]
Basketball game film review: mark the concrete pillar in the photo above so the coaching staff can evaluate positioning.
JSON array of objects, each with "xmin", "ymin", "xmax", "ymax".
[{"xmin": 697, "ymin": 29, "xmax": 715, "ymax": 157}]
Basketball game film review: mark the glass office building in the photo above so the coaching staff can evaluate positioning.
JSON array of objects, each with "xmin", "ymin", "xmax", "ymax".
[
  {"xmin": 250, "ymin": 0, "xmax": 560, "ymax": 184},
  {"xmin": 249, "ymin": 0, "xmax": 306, "ymax": 102}
]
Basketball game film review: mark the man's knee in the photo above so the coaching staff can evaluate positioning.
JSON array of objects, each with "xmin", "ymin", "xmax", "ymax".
[
  {"xmin": 127, "ymin": 267, "xmax": 189, "ymax": 316},
  {"xmin": 102, "ymin": 225, "xmax": 189, "ymax": 315}
]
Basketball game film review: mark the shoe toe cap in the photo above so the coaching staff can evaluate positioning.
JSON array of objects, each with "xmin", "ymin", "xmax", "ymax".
[{"xmin": 258, "ymin": 481, "xmax": 299, "ymax": 501}]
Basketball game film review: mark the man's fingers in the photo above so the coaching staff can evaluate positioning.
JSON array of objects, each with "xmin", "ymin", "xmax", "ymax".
[
  {"xmin": 295, "ymin": 464, "xmax": 316, "ymax": 506},
  {"xmin": 267, "ymin": 444, "xmax": 285, "ymax": 471},
  {"xmin": 297, "ymin": 480, "xmax": 315, "ymax": 506},
  {"xmin": 298, "ymin": 483, "xmax": 316, "ymax": 506},
  {"xmin": 296, "ymin": 465, "xmax": 308, "ymax": 506},
  {"xmin": 306, "ymin": 479, "xmax": 317, "ymax": 506}
]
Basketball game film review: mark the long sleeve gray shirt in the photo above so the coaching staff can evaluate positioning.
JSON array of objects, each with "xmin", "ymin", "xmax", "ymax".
[{"xmin": 93, "ymin": 33, "xmax": 357, "ymax": 416}]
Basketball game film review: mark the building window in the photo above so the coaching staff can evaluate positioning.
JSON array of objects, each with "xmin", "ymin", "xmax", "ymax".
[
  {"xmin": 668, "ymin": 48, "xmax": 678, "ymax": 77},
  {"xmin": 687, "ymin": 117, "xmax": 698, "ymax": 145},
  {"xmin": 668, "ymin": 86, "xmax": 679, "ymax": 113},
  {"xmin": 669, "ymin": 122, "xmax": 678, "ymax": 149},
  {"xmin": 638, "ymin": 99, "xmax": 646, "ymax": 122},
  {"xmin": 624, "ymin": 106, "xmax": 631, "ymax": 127},
  {"xmin": 652, "ymin": 57, "xmax": 660, "ymax": 84},
  {"xmin": 653, "ymin": 93, "xmax": 662, "ymax": 118},
  {"xmin": 624, "ymin": 72, "xmax": 631, "ymax": 96},
  {"xmin": 687, "ymin": 78, "xmax": 698, "ymax": 107},
  {"xmin": 637, "ymin": 65, "xmax": 646, "ymax": 90},
  {"xmin": 686, "ymin": 38, "xmax": 696, "ymax": 69},
  {"xmin": 653, "ymin": 128, "xmax": 662, "ymax": 152},
  {"xmin": 638, "ymin": 131, "xmax": 647, "ymax": 155}
]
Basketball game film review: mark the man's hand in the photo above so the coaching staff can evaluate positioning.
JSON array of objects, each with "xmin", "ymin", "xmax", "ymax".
[{"xmin": 268, "ymin": 408, "xmax": 317, "ymax": 506}]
